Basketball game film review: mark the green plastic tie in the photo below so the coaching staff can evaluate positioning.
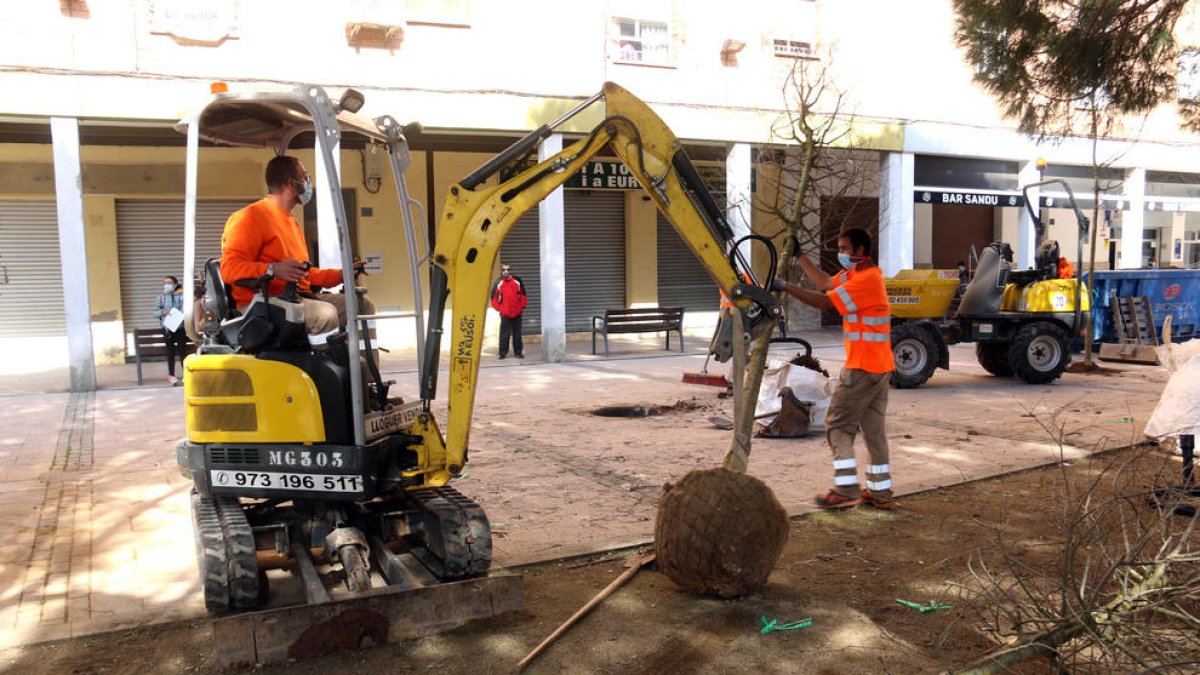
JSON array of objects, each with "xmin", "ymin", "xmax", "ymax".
[
  {"xmin": 759, "ymin": 615, "xmax": 813, "ymax": 634},
  {"xmin": 1103, "ymin": 417, "xmax": 1133, "ymax": 424},
  {"xmin": 896, "ymin": 599, "xmax": 951, "ymax": 614}
]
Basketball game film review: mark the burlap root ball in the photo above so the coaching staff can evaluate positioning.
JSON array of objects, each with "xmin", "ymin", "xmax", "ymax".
[{"xmin": 654, "ymin": 467, "xmax": 789, "ymax": 598}]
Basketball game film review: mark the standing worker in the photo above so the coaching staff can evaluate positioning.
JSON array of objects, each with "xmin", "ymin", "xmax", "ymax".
[
  {"xmin": 490, "ymin": 263, "xmax": 527, "ymax": 359},
  {"xmin": 772, "ymin": 228, "xmax": 894, "ymax": 509}
]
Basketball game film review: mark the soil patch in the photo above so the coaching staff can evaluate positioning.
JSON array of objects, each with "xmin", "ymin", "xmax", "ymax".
[
  {"xmin": 1066, "ymin": 361, "xmax": 1124, "ymax": 375},
  {"xmin": 2, "ymin": 446, "xmax": 1192, "ymax": 674},
  {"xmin": 591, "ymin": 399, "xmax": 703, "ymax": 418}
]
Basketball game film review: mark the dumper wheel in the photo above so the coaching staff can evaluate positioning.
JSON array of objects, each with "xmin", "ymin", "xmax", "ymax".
[
  {"xmin": 975, "ymin": 342, "xmax": 1013, "ymax": 377},
  {"xmin": 191, "ymin": 491, "xmax": 260, "ymax": 612},
  {"xmin": 890, "ymin": 324, "xmax": 938, "ymax": 388},
  {"xmin": 1009, "ymin": 322, "xmax": 1070, "ymax": 384}
]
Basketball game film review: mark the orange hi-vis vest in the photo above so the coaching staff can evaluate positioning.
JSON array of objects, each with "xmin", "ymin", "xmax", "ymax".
[
  {"xmin": 827, "ymin": 265, "xmax": 894, "ymax": 373},
  {"xmin": 719, "ymin": 271, "xmax": 755, "ymax": 309}
]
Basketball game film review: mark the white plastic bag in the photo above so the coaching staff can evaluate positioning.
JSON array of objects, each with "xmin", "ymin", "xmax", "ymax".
[
  {"xmin": 755, "ymin": 357, "xmax": 834, "ymax": 432},
  {"xmin": 1144, "ymin": 351, "xmax": 1200, "ymax": 441}
]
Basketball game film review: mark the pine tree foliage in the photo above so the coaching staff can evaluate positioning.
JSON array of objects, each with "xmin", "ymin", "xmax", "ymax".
[{"xmin": 952, "ymin": 0, "xmax": 1189, "ymax": 136}]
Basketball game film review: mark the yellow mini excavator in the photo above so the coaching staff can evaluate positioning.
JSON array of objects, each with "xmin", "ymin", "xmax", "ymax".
[{"xmin": 176, "ymin": 82, "xmax": 780, "ymax": 666}]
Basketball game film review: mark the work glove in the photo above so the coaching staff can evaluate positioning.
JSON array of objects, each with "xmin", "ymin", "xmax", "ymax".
[{"xmin": 770, "ymin": 277, "xmax": 789, "ymax": 293}]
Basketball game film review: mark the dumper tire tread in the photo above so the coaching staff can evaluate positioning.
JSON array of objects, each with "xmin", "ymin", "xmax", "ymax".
[
  {"xmin": 191, "ymin": 490, "xmax": 260, "ymax": 612},
  {"xmin": 1009, "ymin": 321, "xmax": 1070, "ymax": 385},
  {"xmin": 407, "ymin": 486, "xmax": 492, "ymax": 580},
  {"xmin": 976, "ymin": 342, "xmax": 1014, "ymax": 377},
  {"xmin": 890, "ymin": 323, "xmax": 938, "ymax": 388}
]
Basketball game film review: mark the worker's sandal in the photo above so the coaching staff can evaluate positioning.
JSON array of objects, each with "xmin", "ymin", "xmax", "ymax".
[
  {"xmin": 861, "ymin": 488, "xmax": 894, "ymax": 510},
  {"xmin": 814, "ymin": 489, "xmax": 863, "ymax": 509}
]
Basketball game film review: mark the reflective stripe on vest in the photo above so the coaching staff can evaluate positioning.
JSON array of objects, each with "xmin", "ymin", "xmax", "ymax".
[{"xmin": 830, "ymin": 266, "xmax": 894, "ymax": 373}]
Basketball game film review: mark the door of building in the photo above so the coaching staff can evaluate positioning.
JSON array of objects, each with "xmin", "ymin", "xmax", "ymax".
[
  {"xmin": 820, "ymin": 197, "xmax": 879, "ymax": 325},
  {"xmin": 565, "ymin": 192, "xmax": 625, "ymax": 331},
  {"xmin": 931, "ymin": 203, "xmax": 994, "ymax": 270},
  {"xmin": 116, "ymin": 199, "xmax": 251, "ymax": 337},
  {"xmin": 498, "ymin": 191, "xmax": 626, "ymax": 333},
  {"xmin": 0, "ymin": 200, "xmax": 66, "ymax": 338},
  {"xmin": 656, "ymin": 212, "xmax": 718, "ymax": 313},
  {"xmin": 499, "ymin": 210, "xmax": 541, "ymax": 334}
]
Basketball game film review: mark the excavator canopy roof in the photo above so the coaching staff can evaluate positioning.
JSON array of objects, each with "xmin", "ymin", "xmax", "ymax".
[{"xmin": 175, "ymin": 86, "xmax": 389, "ymax": 150}]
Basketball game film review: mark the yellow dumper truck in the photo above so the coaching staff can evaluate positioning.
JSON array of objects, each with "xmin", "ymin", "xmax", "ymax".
[{"xmin": 886, "ymin": 180, "xmax": 1092, "ymax": 388}]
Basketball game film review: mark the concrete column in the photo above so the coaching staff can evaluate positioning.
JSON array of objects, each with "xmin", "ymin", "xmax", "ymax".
[
  {"xmin": 1170, "ymin": 211, "xmax": 1187, "ymax": 265},
  {"xmin": 315, "ymin": 142, "xmax": 342, "ymax": 269},
  {"xmin": 1121, "ymin": 168, "xmax": 1146, "ymax": 269},
  {"xmin": 878, "ymin": 151, "xmax": 914, "ymax": 276},
  {"xmin": 50, "ymin": 117, "xmax": 96, "ymax": 392},
  {"xmin": 1017, "ymin": 161, "xmax": 1042, "ymax": 269},
  {"xmin": 538, "ymin": 133, "xmax": 566, "ymax": 362},
  {"xmin": 726, "ymin": 143, "xmax": 752, "ymax": 242},
  {"xmin": 624, "ymin": 191, "xmax": 658, "ymax": 307}
]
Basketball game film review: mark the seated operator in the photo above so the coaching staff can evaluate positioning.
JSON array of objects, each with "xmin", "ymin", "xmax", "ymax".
[{"xmin": 220, "ymin": 155, "xmax": 375, "ymax": 344}]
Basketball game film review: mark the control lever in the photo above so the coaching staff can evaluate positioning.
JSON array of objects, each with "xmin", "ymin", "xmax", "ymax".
[{"xmin": 278, "ymin": 261, "xmax": 312, "ymax": 303}]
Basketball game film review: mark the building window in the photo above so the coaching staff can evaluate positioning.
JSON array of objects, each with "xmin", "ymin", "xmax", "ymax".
[
  {"xmin": 773, "ymin": 39, "xmax": 813, "ymax": 59},
  {"xmin": 406, "ymin": 0, "xmax": 470, "ymax": 27},
  {"xmin": 612, "ymin": 18, "xmax": 673, "ymax": 66},
  {"xmin": 1179, "ymin": 48, "xmax": 1200, "ymax": 101}
]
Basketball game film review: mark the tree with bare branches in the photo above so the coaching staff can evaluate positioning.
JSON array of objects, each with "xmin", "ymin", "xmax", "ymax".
[{"xmin": 753, "ymin": 55, "xmax": 878, "ymax": 332}]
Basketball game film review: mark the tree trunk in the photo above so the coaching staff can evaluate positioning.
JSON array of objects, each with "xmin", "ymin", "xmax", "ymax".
[{"xmin": 1082, "ymin": 110, "xmax": 1101, "ymax": 366}]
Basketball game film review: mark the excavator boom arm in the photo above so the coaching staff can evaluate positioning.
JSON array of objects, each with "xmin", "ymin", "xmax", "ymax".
[{"xmin": 421, "ymin": 82, "xmax": 779, "ymax": 480}]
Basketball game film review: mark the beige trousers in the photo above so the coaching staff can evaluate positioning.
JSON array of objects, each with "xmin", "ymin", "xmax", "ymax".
[
  {"xmin": 297, "ymin": 293, "xmax": 376, "ymax": 335},
  {"xmin": 825, "ymin": 368, "xmax": 893, "ymax": 498}
]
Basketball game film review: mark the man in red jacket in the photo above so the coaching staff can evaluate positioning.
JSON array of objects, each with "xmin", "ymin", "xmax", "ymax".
[{"xmin": 490, "ymin": 263, "xmax": 528, "ymax": 359}]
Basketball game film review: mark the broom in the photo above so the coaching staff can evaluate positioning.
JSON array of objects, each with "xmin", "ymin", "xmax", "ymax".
[{"xmin": 682, "ymin": 319, "xmax": 731, "ymax": 387}]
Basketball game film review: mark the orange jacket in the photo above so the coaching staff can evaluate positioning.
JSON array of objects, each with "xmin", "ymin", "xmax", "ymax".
[
  {"xmin": 1057, "ymin": 257, "xmax": 1075, "ymax": 279},
  {"xmin": 220, "ymin": 198, "xmax": 342, "ymax": 307},
  {"xmin": 827, "ymin": 266, "xmax": 894, "ymax": 374},
  {"xmin": 719, "ymin": 272, "xmax": 755, "ymax": 308}
]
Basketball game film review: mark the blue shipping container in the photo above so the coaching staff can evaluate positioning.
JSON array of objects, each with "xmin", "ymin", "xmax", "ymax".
[{"xmin": 1082, "ymin": 269, "xmax": 1200, "ymax": 344}]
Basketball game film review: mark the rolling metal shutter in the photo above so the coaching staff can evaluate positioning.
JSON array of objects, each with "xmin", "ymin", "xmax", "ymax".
[
  {"xmin": 116, "ymin": 200, "xmax": 251, "ymax": 334},
  {"xmin": 656, "ymin": 212, "xmax": 719, "ymax": 313},
  {"xmin": 565, "ymin": 192, "xmax": 625, "ymax": 332},
  {"xmin": 0, "ymin": 201, "xmax": 66, "ymax": 337},
  {"xmin": 499, "ymin": 210, "xmax": 542, "ymax": 333}
]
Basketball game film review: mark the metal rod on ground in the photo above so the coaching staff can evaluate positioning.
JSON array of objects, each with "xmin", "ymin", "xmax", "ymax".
[
  {"xmin": 724, "ymin": 306, "xmax": 750, "ymax": 473},
  {"xmin": 517, "ymin": 550, "xmax": 656, "ymax": 672}
]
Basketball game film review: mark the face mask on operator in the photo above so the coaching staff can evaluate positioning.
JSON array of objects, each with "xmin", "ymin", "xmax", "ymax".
[
  {"xmin": 837, "ymin": 252, "xmax": 866, "ymax": 270},
  {"xmin": 295, "ymin": 176, "xmax": 314, "ymax": 206}
]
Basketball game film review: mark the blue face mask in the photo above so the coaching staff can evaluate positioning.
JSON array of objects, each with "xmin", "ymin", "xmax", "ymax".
[
  {"xmin": 837, "ymin": 252, "xmax": 855, "ymax": 269},
  {"xmin": 296, "ymin": 177, "xmax": 314, "ymax": 206}
]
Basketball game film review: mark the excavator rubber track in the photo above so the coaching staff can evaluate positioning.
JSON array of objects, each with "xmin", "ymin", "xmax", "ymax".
[
  {"xmin": 191, "ymin": 490, "xmax": 259, "ymax": 611},
  {"xmin": 405, "ymin": 485, "xmax": 492, "ymax": 579}
]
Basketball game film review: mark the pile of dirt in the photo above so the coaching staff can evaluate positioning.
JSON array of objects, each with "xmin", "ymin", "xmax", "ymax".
[
  {"xmin": 654, "ymin": 467, "xmax": 789, "ymax": 598},
  {"xmin": 790, "ymin": 352, "xmax": 829, "ymax": 378},
  {"xmin": 1067, "ymin": 361, "xmax": 1123, "ymax": 376},
  {"xmin": 592, "ymin": 399, "xmax": 702, "ymax": 418}
]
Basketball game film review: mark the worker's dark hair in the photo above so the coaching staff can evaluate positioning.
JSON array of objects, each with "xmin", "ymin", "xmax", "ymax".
[
  {"xmin": 840, "ymin": 227, "xmax": 872, "ymax": 257},
  {"xmin": 164, "ymin": 275, "xmax": 179, "ymax": 287},
  {"xmin": 265, "ymin": 155, "xmax": 303, "ymax": 193}
]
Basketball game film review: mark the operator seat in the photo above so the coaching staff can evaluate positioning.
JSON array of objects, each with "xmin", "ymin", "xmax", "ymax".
[
  {"xmin": 1034, "ymin": 239, "xmax": 1060, "ymax": 280},
  {"xmin": 199, "ymin": 258, "xmax": 246, "ymax": 350}
]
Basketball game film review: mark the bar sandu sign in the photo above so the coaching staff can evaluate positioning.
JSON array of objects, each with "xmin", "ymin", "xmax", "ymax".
[{"xmin": 915, "ymin": 190, "xmax": 1025, "ymax": 207}]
